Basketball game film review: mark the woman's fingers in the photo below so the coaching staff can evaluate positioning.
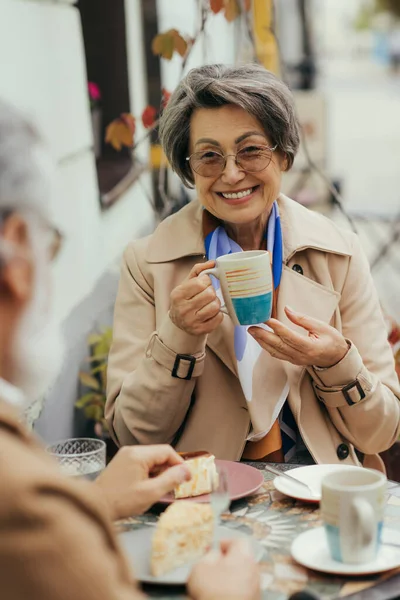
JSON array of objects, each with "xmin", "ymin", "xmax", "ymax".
[
  {"xmin": 171, "ymin": 275, "xmax": 212, "ymax": 302},
  {"xmin": 188, "ymin": 260, "xmax": 215, "ymax": 279}
]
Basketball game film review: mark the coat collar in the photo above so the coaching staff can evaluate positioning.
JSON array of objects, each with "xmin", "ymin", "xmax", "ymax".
[{"xmin": 146, "ymin": 194, "xmax": 353, "ymax": 264}]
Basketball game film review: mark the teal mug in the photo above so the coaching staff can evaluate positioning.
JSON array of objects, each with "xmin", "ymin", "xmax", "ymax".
[
  {"xmin": 320, "ymin": 468, "xmax": 386, "ymax": 564},
  {"xmin": 202, "ymin": 250, "xmax": 273, "ymax": 326}
]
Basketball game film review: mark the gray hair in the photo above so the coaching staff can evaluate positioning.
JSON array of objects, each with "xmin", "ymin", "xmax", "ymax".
[
  {"xmin": 159, "ymin": 63, "xmax": 300, "ymax": 188},
  {"xmin": 0, "ymin": 99, "xmax": 53, "ymax": 221}
]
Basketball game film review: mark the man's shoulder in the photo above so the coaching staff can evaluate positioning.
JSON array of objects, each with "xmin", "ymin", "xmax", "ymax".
[{"xmin": 0, "ymin": 402, "xmax": 96, "ymax": 516}]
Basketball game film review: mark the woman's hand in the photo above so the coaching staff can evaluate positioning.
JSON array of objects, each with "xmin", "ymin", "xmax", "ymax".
[
  {"xmin": 169, "ymin": 260, "xmax": 224, "ymax": 335},
  {"xmin": 94, "ymin": 445, "xmax": 191, "ymax": 520},
  {"xmin": 249, "ymin": 306, "xmax": 349, "ymax": 369},
  {"xmin": 188, "ymin": 539, "xmax": 261, "ymax": 600}
]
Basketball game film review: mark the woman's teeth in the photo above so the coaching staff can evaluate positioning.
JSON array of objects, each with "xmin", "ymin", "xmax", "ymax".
[{"xmin": 221, "ymin": 187, "xmax": 255, "ymax": 200}]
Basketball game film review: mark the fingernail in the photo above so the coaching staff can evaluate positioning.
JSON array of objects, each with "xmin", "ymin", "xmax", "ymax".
[
  {"xmin": 285, "ymin": 305, "xmax": 295, "ymax": 314},
  {"xmin": 178, "ymin": 465, "xmax": 191, "ymax": 483}
]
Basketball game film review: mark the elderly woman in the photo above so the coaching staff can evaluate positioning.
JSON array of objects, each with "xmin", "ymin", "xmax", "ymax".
[{"xmin": 106, "ymin": 64, "xmax": 400, "ymax": 470}]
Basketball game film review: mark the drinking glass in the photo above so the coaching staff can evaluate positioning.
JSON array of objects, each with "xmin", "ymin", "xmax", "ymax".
[
  {"xmin": 210, "ymin": 465, "xmax": 230, "ymax": 549},
  {"xmin": 47, "ymin": 437, "xmax": 106, "ymax": 480}
]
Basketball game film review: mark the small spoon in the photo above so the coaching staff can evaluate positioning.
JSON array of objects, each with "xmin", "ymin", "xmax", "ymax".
[{"xmin": 264, "ymin": 465, "xmax": 319, "ymax": 498}]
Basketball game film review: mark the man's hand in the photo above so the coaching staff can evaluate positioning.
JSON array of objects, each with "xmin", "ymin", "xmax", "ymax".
[
  {"xmin": 94, "ymin": 445, "xmax": 191, "ymax": 520},
  {"xmin": 188, "ymin": 539, "xmax": 261, "ymax": 600}
]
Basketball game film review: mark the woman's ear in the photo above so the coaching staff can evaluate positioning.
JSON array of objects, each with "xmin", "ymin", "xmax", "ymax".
[{"xmin": 281, "ymin": 153, "xmax": 289, "ymax": 172}]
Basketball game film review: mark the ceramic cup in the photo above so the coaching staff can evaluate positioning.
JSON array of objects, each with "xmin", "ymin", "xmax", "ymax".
[
  {"xmin": 202, "ymin": 250, "xmax": 273, "ymax": 326},
  {"xmin": 320, "ymin": 468, "xmax": 386, "ymax": 564}
]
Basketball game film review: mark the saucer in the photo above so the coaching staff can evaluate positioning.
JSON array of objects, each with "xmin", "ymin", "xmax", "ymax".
[
  {"xmin": 291, "ymin": 526, "xmax": 400, "ymax": 575},
  {"xmin": 273, "ymin": 464, "xmax": 359, "ymax": 503}
]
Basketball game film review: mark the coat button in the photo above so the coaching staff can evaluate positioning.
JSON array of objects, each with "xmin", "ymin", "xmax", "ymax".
[
  {"xmin": 337, "ymin": 443, "xmax": 350, "ymax": 460},
  {"xmin": 292, "ymin": 264, "xmax": 303, "ymax": 275}
]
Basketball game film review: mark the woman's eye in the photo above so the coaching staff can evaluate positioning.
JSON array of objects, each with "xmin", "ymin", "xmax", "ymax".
[
  {"xmin": 241, "ymin": 145, "xmax": 264, "ymax": 155},
  {"xmin": 200, "ymin": 151, "xmax": 221, "ymax": 162}
]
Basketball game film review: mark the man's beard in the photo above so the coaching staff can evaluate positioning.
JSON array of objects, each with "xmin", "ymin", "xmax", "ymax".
[{"xmin": 11, "ymin": 247, "xmax": 65, "ymax": 426}]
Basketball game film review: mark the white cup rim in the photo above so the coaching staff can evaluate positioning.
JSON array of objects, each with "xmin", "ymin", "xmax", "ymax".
[
  {"xmin": 322, "ymin": 468, "xmax": 386, "ymax": 492},
  {"xmin": 217, "ymin": 250, "xmax": 270, "ymax": 262}
]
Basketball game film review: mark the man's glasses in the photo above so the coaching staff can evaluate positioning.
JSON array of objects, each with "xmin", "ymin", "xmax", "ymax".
[
  {"xmin": 45, "ymin": 224, "xmax": 63, "ymax": 262},
  {"xmin": 186, "ymin": 144, "xmax": 278, "ymax": 178}
]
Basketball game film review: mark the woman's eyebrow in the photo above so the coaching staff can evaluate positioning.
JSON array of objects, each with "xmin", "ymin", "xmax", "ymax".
[
  {"xmin": 194, "ymin": 138, "xmax": 222, "ymax": 147},
  {"xmin": 194, "ymin": 131, "xmax": 267, "ymax": 147},
  {"xmin": 235, "ymin": 131, "xmax": 267, "ymax": 144}
]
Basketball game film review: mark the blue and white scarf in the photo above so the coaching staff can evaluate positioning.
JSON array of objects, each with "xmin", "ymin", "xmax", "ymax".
[{"xmin": 204, "ymin": 201, "xmax": 295, "ymax": 458}]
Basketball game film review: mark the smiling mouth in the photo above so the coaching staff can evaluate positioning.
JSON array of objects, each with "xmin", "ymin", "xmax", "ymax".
[{"xmin": 216, "ymin": 185, "xmax": 259, "ymax": 200}]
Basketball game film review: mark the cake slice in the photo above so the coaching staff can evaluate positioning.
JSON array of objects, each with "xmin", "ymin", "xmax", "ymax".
[
  {"xmin": 174, "ymin": 451, "xmax": 218, "ymax": 499},
  {"xmin": 151, "ymin": 501, "xmax": 214, "ymax": 577}
]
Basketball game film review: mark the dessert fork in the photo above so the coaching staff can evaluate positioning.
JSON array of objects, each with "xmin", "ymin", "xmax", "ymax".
[{"xmin": 264, "ymin": 465, "xmax": 319, "ymax": 498}]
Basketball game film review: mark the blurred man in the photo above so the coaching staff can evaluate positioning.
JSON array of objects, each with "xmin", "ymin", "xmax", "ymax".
[{"xmin": 0, "ymin": 100, "xmax": 261, "ymax": 600}]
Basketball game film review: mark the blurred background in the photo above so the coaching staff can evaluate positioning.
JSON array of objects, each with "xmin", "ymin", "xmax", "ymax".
[{"xmin": 0, "ymin": 0, "xmax": 399, "ymax": 444}]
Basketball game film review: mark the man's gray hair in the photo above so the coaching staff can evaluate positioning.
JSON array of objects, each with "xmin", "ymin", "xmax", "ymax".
[
  {"xmin": 159, "ymin": 63, "xmax": 300, "ymax": 188},
  {"xmin": 0, "ymin": 99, "xmax": 52, "ymax": 221}
]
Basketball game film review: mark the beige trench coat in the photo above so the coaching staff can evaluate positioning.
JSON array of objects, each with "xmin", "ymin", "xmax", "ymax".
[
  {"xmin": 0, "ymin": 400, "xmax": 144, "ymax": 600},
  {"xmin": 106, "ymin": 195, "xmax": 400, "ymax": 471}
]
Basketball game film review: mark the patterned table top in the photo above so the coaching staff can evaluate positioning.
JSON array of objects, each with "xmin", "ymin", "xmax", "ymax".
[{"xmin": 117, "ymin": 463, "xmax": 400, "ymax": 600}]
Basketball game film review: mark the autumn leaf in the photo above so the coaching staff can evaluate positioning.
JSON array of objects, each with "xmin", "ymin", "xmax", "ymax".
[
  {"xmin": 79, "ymin": 372, "xmax": 101, "ymax": 391},
  {"xmin": 141, "ymin": 105, "xmax": 157, "ymax": 128},
  {"xmin": 172, "ymin": 30, "xmax": 188, "ymax": 57},
  {"xmin": 210, "ymin": 0, "xmax": 224, "ymax": 13},
  {"xmin": 224, "ymin": 0, "xmax": 241, "ymax": 22},
  {"xmin": 105, "ymin": 113, "xmax": 136, "ymax": 151},
  {"xmin": 161, "ymin": 88, "xmax": 172, "ymax": 109},
  {"xmin": 75, "ymin": 392, "xmax": 103, "ymax": 409},
  {"xmin": 151, "ymin": 29, "xmax": 188, "ymax": 60}
]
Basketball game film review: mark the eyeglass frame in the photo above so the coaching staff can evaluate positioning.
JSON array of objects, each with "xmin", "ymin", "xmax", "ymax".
[
  {"xmin": 0, "ymin": 209, "xmax": 63, "ymax": 262},
  {"xmin": 186, "ymin": 143, "xmax": 278, "ymax": 177}
]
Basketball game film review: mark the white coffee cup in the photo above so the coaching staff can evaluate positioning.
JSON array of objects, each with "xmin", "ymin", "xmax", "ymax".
[
  {"xmin": 320, "ymin": 467, "xmax": 386, "ymax": 564},
  {"xmin": 202, "ymin": 250, "xmax": 273, "ymax": 326}
]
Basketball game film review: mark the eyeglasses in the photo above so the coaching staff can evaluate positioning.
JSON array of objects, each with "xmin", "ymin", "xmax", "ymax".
[
  {"xmin": 186, "ymin": 144, "xmax": 278, "ymax": 178},
  {"xmin": 0, "ymin": 210, "xmax": 63, "ymax": 262},
  {"xmin": 44, "ymin": 224, "xmax": 63, "ymax": 262}
]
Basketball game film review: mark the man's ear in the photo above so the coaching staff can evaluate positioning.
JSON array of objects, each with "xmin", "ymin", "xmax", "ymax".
[{"xmin": 0, "ymin": 214, "xmax": 34, "ymax": 303}]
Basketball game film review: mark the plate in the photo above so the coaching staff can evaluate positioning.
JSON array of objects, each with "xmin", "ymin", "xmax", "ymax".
[
  {"xmin": 119, "ymin": 524, "xmax": 264, "ymax": 585},
  {"xmin": 273, "ymin": 464, "xmax": 359, "ymax": 503},
  {"xmin": 291, "ymin": 526, "xmax": 400, "ymax": 575},
  {"xmin": 159, "ymin": 459, "xmax": 264, "ymax": 504}
]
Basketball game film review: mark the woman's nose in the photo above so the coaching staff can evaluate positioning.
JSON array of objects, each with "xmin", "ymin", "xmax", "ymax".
[{"xmin": 220, "ymin": 155, "xmax": 245, "ymax": 185}]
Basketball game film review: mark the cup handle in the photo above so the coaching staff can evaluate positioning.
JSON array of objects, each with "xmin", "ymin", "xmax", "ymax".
[
  {"xmin": 201, "ymin": 267, "xmax": 219, "ymax": 278},
  {"xmin": 200, "ymin": 268, "xmax": 229, "ymax": 316},
  {"xmin": 351, "ymin": 497, "xmax": 375, "ymax": 546}
]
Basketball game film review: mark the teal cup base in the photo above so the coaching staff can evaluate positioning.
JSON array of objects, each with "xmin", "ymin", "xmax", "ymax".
[
  {"xmin": 231, "ymin": 292, "xmax": 272, "ymax": 326},
  {"xmin": 324, "ymin": 522, "xmax": 383, "ymax": 563}
]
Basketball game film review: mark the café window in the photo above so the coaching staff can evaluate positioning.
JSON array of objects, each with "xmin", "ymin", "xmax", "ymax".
[{"xmin": 77, "ymin": 0, "xmax": 142, "ymax": 209}]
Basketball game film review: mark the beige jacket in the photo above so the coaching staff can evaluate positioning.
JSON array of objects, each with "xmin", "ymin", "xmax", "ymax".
[
  {"xmin": 0, "ymin": 400, "xmax": 144, "ymax": 600},
  {"xmin": 106, "ymin": 196, "xmax": 400, "ymax": 470}
]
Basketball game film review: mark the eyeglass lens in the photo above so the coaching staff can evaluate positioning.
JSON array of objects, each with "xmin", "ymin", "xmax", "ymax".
[{"xmin": 190, "ymin": 146, "xmax": 274, "ymax": 177}]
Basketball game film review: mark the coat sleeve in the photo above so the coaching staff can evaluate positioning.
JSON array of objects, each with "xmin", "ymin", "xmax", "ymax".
[
  {"xmin": 0, "ymin": 433, "xmax": 144, "ymax": 600},
  {"xmin": 105, "ymin": 242, "xmax": 207, "ymax": 447},
  {"xmin": 308, "ymin": 234, "xmax": 400, "ymax": 454}
]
